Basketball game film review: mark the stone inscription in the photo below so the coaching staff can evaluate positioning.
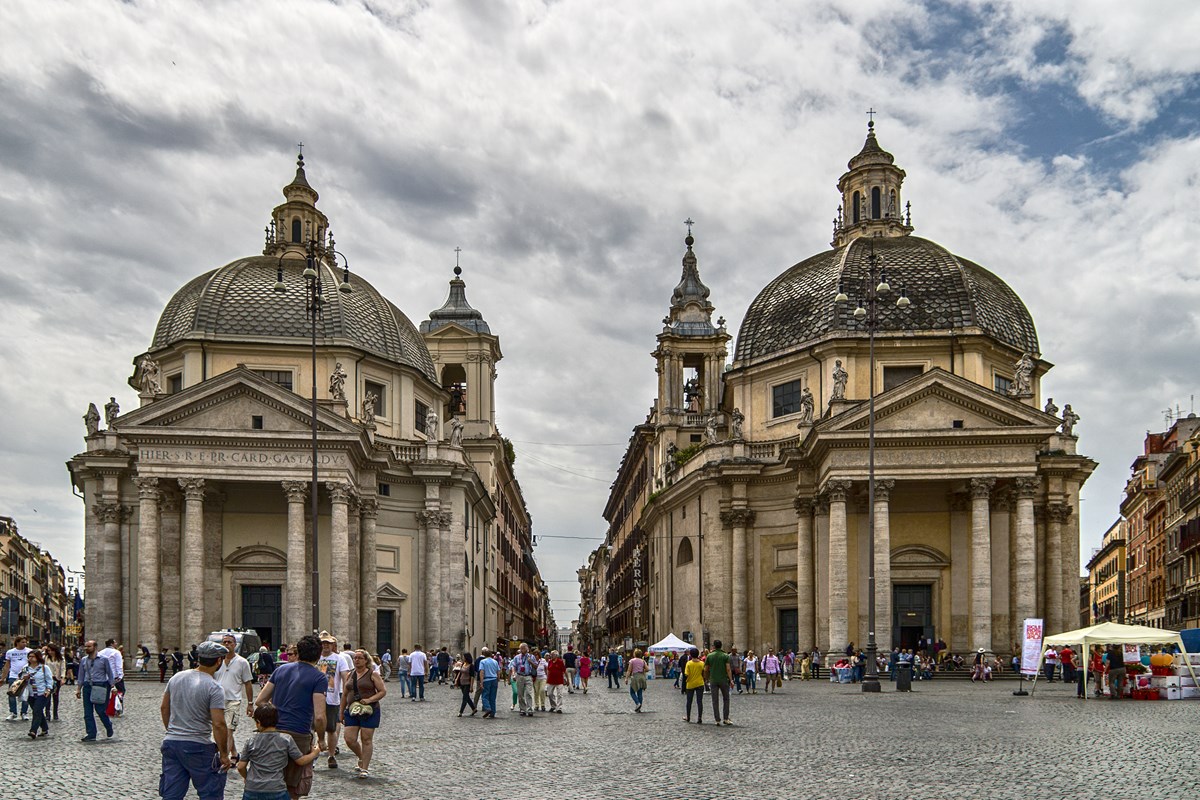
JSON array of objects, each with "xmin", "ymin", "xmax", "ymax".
[{"xmin": 138, "ymin": 447, "xmax": 347, "ymax": 467}]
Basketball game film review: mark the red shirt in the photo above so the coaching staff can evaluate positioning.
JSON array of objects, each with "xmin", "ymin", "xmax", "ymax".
[
  {"xmin": 546, "ymin": 657, "xmax": 566, "ymax": 685},
  {"xmin": 1060, "ymin": 648, "xmax": 1075, "ymax": 667}
]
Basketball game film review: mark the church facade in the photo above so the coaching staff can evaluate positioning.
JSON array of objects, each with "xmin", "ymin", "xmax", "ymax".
[
  {"xmin": 68, "ymin": 156, "xmax": 551, "ymax": 655},
  {"xmin": 595, "ymin": 124, "xmax": 1096, "ymax": 657}
]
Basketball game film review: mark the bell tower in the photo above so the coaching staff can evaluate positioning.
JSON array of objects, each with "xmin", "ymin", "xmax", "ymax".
[
  {"xmin": 651, "ymin": 223, "xmax": 730, "ymax": 423},
  {"xmin": 263, "ymin": 147, "xmax": 333, "ymax": 258},
  {"xmin": 832, "ymin": 117, "xmax": 914, "ymax": 247}
]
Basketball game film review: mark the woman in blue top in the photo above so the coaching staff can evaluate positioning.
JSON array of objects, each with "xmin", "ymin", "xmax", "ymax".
[{"xmin": 22, "ymin": 649, "xmax": 55, "ymax": 739}]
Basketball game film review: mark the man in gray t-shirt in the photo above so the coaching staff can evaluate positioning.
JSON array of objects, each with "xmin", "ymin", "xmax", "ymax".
[{"xmin": 159, "ymin": 641, "xmax": 231, "ymax": 800}]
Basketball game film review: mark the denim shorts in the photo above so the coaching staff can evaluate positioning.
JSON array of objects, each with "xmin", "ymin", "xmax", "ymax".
[{"xmin": 242, "ymin": 791, "xmax": 291, "ymax": 800}]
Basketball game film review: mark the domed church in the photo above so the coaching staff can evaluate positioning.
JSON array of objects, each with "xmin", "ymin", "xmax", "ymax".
[
  {"xmin": 68, "ymin": 155, "xmax": 547, "ymax": 655},
  {"xmin": 601, "ymin": 124, "xmax": 1096, "ymax": 657}
]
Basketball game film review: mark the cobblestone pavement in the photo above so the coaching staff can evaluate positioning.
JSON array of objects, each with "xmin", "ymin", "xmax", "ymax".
[{"xmin": 5, "ymin": 675, "xmax": 1197, "ymax": 799}]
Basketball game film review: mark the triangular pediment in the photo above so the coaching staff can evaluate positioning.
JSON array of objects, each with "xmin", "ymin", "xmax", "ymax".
[
  {"xmin": 115, "ymin": 367, "xmax": 360, "ymax": 435},
  {"xmin": 765, "ymin": 580, "xmax": 798, "ymax": 600},
  {"xmin": 824, "ymin": 368, "xmax": 1058, "ymax": 434},
  {"xmin": 376, "ymin": 581, "xmax": 408, "ymax": 601}
]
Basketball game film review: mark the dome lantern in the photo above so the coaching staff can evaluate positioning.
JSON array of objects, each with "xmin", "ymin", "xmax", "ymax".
[
  {"xmin": 264, "ymin": 147, "xmax": 331, "ymax": 259},
  {"xmin": 833, "ymin": 117, "xmax": 914, "ymax": 247}
]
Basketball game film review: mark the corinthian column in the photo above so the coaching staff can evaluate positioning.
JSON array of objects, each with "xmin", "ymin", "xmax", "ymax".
[
  {"xmin": 794, "ymin": 496, "xmax": 815, "ymax": 651},
  {"xmin": 281, "ymin": 481, "xmax": 309, "ymax": 643},
  {"xmin": 359, "ymin": 498, "xmax": 379, "ymax": 651},
  {"xmin": 1013, "ymin": 477, "xmax": 1038, "ymax": 631},
  {"xmin": 90, "ymin": 502, "xmax": 122, "ymax": 640},
  {"xmin": 1046, "ymin": 503, "xmax": 1070, "ymax": 633},
  {"xmin": 327, "ymin": 482, "xmax": 351, "ymax": 640},
  {"xmin": 721, "ymin": 508, "xmax": 756, "ymax": 651},
  {"xmin": 134, "ymin": 477, "xmax": 161, "ymax": 652},
  {"xmin": 969, "ymin": 477, "xmax": 995, "ymax": 651},
  {"xmin": 873, "ymin": 479, "xmax": 895, "ymax": 652},
  {"xmin": 826, "ymin": 479, "xmax": 853, "ymax": 654},
  {"xmin": 178, "ymin": 478, "xmax": 206, "ymax": 648}
]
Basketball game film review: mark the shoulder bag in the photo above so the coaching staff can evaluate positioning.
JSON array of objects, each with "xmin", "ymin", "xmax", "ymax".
[{"xmin": 348, "ymin": 671, "xmax": 373, "ymax": 718}]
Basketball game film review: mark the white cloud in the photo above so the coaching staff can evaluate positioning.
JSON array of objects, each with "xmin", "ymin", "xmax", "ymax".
[{"xmin": 1, "ymin": 0, "xmax": 1198, "ymax": 619}]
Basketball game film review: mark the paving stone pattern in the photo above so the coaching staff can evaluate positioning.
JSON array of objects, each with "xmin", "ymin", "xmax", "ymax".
[{"xmin": 4, "ymin": 676, "xmax": 1196, "ymax": 799}]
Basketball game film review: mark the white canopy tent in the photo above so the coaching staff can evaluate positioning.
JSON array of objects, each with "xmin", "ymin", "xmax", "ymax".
[
  {"xmin": 647, "ymin": 633, "xmax": 693, "ymax": 653},
  {"xmin": 1029, "ymin": 621, "xmax": 1199, "ymax": 698}
]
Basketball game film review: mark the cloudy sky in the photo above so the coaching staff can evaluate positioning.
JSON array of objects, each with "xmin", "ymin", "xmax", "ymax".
[{"xmin": 3, "ymin": 0, "xmax": 1199, "ymax": 625}]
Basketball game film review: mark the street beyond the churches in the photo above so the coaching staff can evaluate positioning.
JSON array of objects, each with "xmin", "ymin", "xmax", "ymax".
[{"xmin": 3, "ymin": 674, "xmax": 1194, "ymax": 799}]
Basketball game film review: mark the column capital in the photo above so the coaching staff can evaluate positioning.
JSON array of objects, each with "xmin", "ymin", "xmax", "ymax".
[
  {"xmin": 281, "ymin": 480, "xmax": 309, "ymax": 503},
  {"xmin": 720, "ymin": 508, "xmax": 757, "ymax": 528},
  {"xmin": 326, "ymin": 481, "xmax": 352, "ymax": 504},
  {"xmin": 359, "ymin": 497, "xmax": 380, "ymax": 519},
  {"xmin": 969, "ymin": 477, "xmax": 996, "ymax": 499},
  {"xmin": 1047, "ymin": 502, "xmax": 1073, "ymax": 523},
  {"xmin": 1014, "ymin": 476, "xmax": 1039, "ymax": 498},
  {"xmin": 873, "ymin": 479, "xmax": 895, "ymax": 501},
  {"xmin": 813, "ymin": 494, "xmax": 830, "ymax": 516},
  {"xmin": 178, "ymin": 477, "xmax": 206, "ymax": 501},
  {"xmin": 417, "ymin": 509, "xmax": 452, "ymax": 528},
  {"xmin": 134, "ymin": 476, "xmax": 160, "ymax": 500},
  {"xmin": 993, "ymin": 487, "xmax": 1015, "ymax": 511},
  {"xmin": 824, "ymin": 479, "xmax": 853, "ymax": 503},
  {"xmin": 91, "ymin": 502, "xmax": 121, "ymax": 524},
  {"xmin": 158, "ymin": 491, "xmax": 181, "ymax": 514},
  {"xmin": 793, "ymin": 495, "xmax": 815, "ymax": 517}
]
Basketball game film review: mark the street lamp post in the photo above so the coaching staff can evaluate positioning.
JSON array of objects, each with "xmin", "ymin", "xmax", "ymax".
[
  {"xmin": 836, "ymin": 242, "xmax": 909, "ymax": 693},
  {"xmin": 274, "ymin": 231, "xmax": 352, "ymax": 634}
]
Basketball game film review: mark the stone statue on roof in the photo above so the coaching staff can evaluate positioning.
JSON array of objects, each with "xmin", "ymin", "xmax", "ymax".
[
  {"xmin": 104, "ymin": 397, "xmax": 120, "ymax": 429},
  {"xmin": 1044, "ymin": 397, "xmax": 1058, "ymax": 416},
  {"xmin": 137, "ymin": 356, "xmax": 161, "ymax": 395},
  {"xmin": 1060, "ymin": 404, "xmax": 1080, "ymax": 437},
  {"xmin": 799, "ymin": 387, "xmax": 815, "ymax": 425},
  {"xmin": 425, "ymin": 407, "xmax": 439, "ymax": 440},
  {"xmin": 361, "ymin": 392, "xmax": 378, "ymax": 425},
  {"xmin": 83, "ymin": 403, "xmax": 101, "ymax": 437},
  {"xmin": 329, "ymin": 362, "xmax": 347, "ymax": 401},
  {"xmin": 448, "ymin": 415, "xmax": 464, "ymax": 448},
  {"xmin": 1010, "ymin": 352, "xmax": 1034, "ymax": 397},
  {"xmin": 830, "ymin": 360, "xmax": 848, "ymax": 402},
  {"xmin": 730, "ymin": 407, "xmax": 745, "ymax": 440},
  {"xmin": 704, "ymin": 410, "xmax": 720, "ymax": 445}
]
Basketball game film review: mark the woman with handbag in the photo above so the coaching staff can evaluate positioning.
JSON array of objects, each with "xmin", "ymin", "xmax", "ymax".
[
  {"xmin": 454, "ymin": 654, "xmax": 477, "ymax": 716},
  {"xmin": 340, "ymin": 649, "xmax": 386, "ymax": 779},
  {"xmin": 42, "ymin": 644, "xmax": 64, "ymax": 721},
  {"xmin": 624, "ymin": 648, "xmax": 648, "ymax": 712},
  {"xmin": 23, "ymin": 649, "xmax": 54, "ymax": 739}
]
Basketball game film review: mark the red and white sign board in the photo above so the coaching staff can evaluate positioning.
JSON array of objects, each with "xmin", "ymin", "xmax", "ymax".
[
  {"xmin": 1020, "ymin": 619, "xmax": 1044, "ymax": 676},
  {"xmin": 1124, "ymin": 644, "xmax": 1141, "ymax": 664}
]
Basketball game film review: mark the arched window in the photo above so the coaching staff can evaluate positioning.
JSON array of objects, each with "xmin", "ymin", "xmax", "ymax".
[
  {"xmin": 852, "ymin": 191, "xmax": 861, "ymax": 224},
  {"xmin": 291, "ymin": 218, "xmax": 302, "ymax": 243},
  {"xmin": 676, "ymin": 536, "xmax": 694, "ymax": 566},
  {"xmin": 871, "ymin": 187, "xmax": 882, "ymax": 219}
]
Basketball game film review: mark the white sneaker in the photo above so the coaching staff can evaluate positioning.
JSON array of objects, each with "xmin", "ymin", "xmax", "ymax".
[
  {"xmin": 4, "ymin": 713, "xmax": 15, "ymax": 721},
  {"xmin": 20, "ymin": 714, "xmax": 29, "ymax": 720}
]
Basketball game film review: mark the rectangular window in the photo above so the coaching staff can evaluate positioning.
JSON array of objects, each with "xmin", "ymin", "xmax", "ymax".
[
  {"xmin": 252, "ymin": 369, "xmax": 294, "ymax": 391},
  {"xmin": 772, "ymin": 379, "xmax": 802, "ymax": 417},
  {"xmin": 415, "ymin": 399, "xmax": 429, "ymax": 437},
  {"xmin": 994, "ymin": 374, "xmax": 1013, "ymax": 394},
  {"xmin": 883, "ymin": 365, "xmax": 923, "ymax": 392},
  {"xmin": 364, "ymin": 380, "xmax": 386, "ymax": 417},
  {"xmin": 251, "ymin": 415, "xmax": 264, "ymax": 430},
  {"xmin": 167, "ymin": 374, "xmax": 183, "ymax": 394}
]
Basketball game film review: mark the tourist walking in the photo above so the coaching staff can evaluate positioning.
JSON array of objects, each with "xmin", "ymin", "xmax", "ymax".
[
  {"xmin": 236, "ymin": 703, "xmax": 321, "ymax": 799},
  {"xmin": 21, "ymin": 649, "xmax": 54, "ymax": 739},
  {"xmin": 4, "ymin": 635, "xmax": 33, "ymax": 720},
  {"xmin": 316, "ymin": 632, "xmax": 353, "ymax": 768},
  {"xmin": 744, "ymin": 650, "xmax": 758, "ymax": 693},
  {"xmin": 395, "ymin": 649, "xmax": 410, "ymax": 698},
  {"xmin": 510, "ymin": 643, "xmax": 537, "ymax": 717},
  {"xmin": 762, "ymin": 649, "xmax": 782, "ymax": 692},
  {"xmin": 76, "ymin": 639, "xmax": 115, "ymax": 741},
  {"xmin": 563, "ymin": 646, "xmax": 578, "ymax": 693},
  {"xmin": 534, "ymin": 650, "xmax": 548, "ymax": 712},
  {"xmin": 42, "ymin": 644, "xmax": 64, "ymax": 721},
  {"xmin": 408, "ymin": 645, "xmax": 428, "ymax": 701},
  {"xmin": 729, "ymin": 648, "xmax": 743, "ymax": 694},
  {"xmin": 704, "ymin": 640, "xmax": 733, "ymax": 725},
  {"xmin": 476, "ymin": 647, "xmax": 501, "ymax": 718},
  {"xmin": 810, "ymin": 648, "xmax": 821, "ymax": 679},
  {"xmin": 97, "ymin": 639, "xmax": 125, "ymax": 702},
  {"xmin": 625, "ymin": 648, "xmax": 648, "ymax": 712},
  {"xmin": 605, "ymin": 648, "xmax": 622, "ymax": 689},
  {"xmin": 253, "ymin": 634, "xmax": 328, "ymax": 799},
  {"xmin": 683, "ymin": 647, "xmax": 705, "ymax": 723},
  {"xmin": 578, "ymin": 652, "xmax": 591, "ymax": 693},
  {"xmin": 453, "ymin": 653, "xmax": 477, "ymax": 716},
  {"xmin": 159, "ymin": 641, "xmax": 230, "ymax": 800},
  {"xmin": 341, "ymin": 649, "xmax": 386, "ymax": 778},
  {"xmin": 256, "ymin": 645, "xmax": 276, "ymax": 688},
  {"xmin": 546, "ymin": 650, "xmax": 566, "ymax": 713},
  {"xmin": 379, "ymin": 648, "xmax": 392, "ymax": 682},
  {"xmin": 213, "ymin": 633, "xmax": 255, "ymax": 761}
]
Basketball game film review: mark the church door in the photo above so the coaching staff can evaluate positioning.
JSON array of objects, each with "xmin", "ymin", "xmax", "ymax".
[
  {"xmin": 778, "ymin": 608, "xmax": 799, "ymax": 655},
  {"xmin": 376, "ymin": 610, "xmax": 395, "ymax": 656},
  {"xmin": 242, "ymin": 585, "xmax": 281, "ymax": 651},
  {"xmin": 893, "ymin": 584, "xmax": 933, "ymax": 650}
]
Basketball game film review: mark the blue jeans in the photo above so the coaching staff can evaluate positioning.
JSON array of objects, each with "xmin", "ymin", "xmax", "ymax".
[
  {"xmin": 746, "ymin": 671, "xmax": 757, "ymax": 690},
  {"xmin": 160, "ymin": 740, "xmax": 227, "ymax": 800},
  {"xmin": 607, "ymin": 671, "xmax": 620, "ymax": 688},
  {"xmin": 242, "ymin": 791, "xmax": 291, "ymax": 800},
  {"xmin": 410, "ymin": 674, "xmax": 425, "ymax": 699},
  {"xmin": 629, "ymin": 685, "xmax": 643, "ymax": 706},
  {"xmin": 481, "ymin": 679, "xmax": 498, "ymax": 713},
  {"xmin": 83, "ymin": 683, "xmax": 113, "ymax": 738},
  {"xmin": 396, "ymin": 671, "xmax": 409, "ymax": 697},
  {"xmin": 7, "ymin": 677, "xmax": 29, "ymax": 716}
]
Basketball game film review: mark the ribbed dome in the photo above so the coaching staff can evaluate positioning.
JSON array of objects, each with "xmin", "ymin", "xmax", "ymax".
[
  {"xmin": 735, "ymin": 236, "xmax": 1038, "ymax": 363},
  {"xmin": 152, "ymin": 255, "xmax": 437, "ymax": 381}
]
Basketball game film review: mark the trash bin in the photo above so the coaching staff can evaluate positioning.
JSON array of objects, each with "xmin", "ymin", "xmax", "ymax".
[{"xmin": 895, "ymin": 661, "xmax": 913, "ymax": 692}]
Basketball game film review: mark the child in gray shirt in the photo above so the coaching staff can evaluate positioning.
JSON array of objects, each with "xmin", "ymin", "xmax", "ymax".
[{"xmin": 237, "ymin": 704, "xmax": 320, "ymax": 799}]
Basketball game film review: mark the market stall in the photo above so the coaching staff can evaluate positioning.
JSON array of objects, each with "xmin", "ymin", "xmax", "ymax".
[
  {"xmin": 646, "ymin": 633, "xmax": 692, "ymax": 653},
  {"xmin": 1030, "ymin": 621, "xmax": 1200, "ymax": 699}
]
